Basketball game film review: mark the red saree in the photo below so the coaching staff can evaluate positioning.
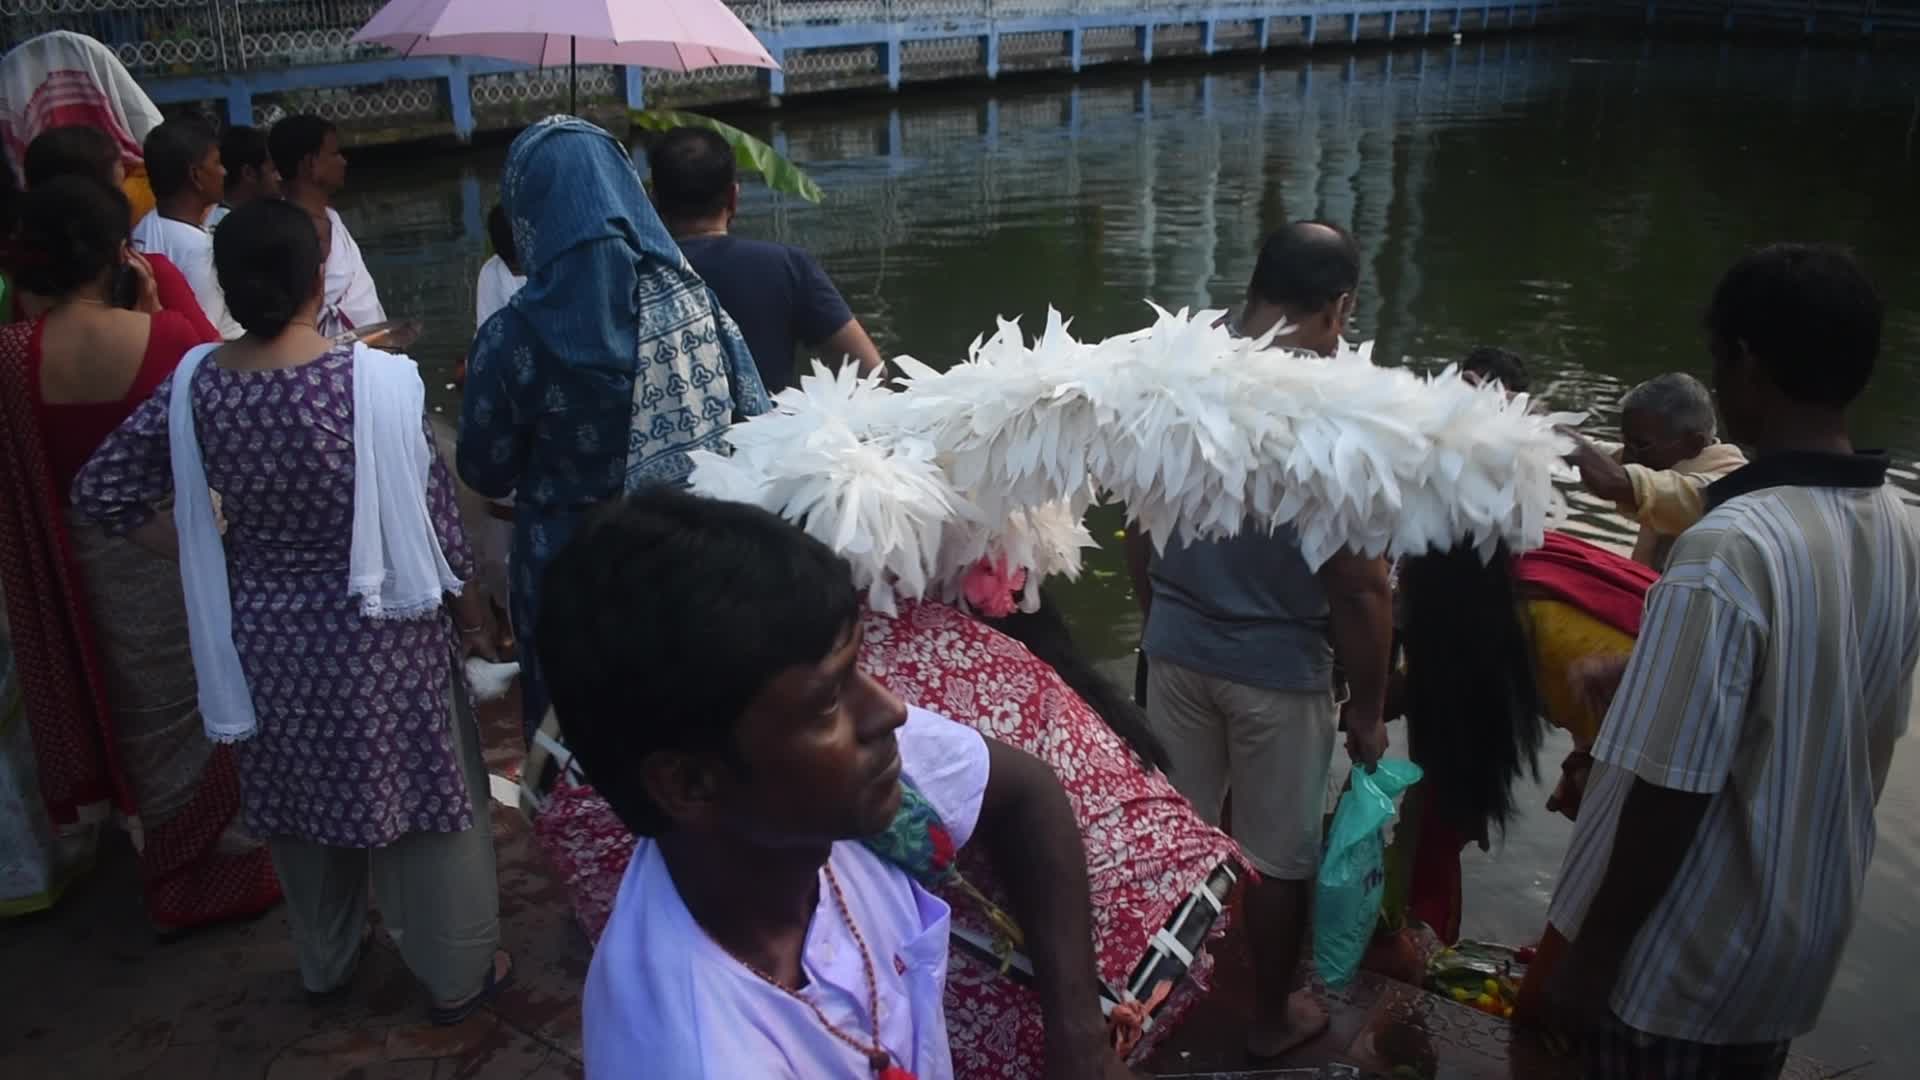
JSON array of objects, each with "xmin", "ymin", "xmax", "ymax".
[{"xmin": 0, "ymin": 320, "xmax": 280, "ymax": 929}]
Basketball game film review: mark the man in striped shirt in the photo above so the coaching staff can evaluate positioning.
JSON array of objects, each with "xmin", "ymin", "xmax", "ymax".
[{"xmin": 1546, "ymin": 243, "xmax": 1919, "ymax": 1078}]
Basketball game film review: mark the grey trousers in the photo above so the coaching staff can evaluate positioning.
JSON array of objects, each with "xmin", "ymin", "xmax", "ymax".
[{"xmin": 267, "ymin": 668, "xmax": 500, "ymax": 1004}]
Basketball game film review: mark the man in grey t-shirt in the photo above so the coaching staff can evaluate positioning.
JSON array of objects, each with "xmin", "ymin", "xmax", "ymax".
[{"xmin": 1126, "ymin": 222, "xmax": 1393, "ymax": 1060}]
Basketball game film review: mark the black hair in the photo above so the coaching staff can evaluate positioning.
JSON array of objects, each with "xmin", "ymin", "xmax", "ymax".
[
  {"xmin": 268, "ymin": 114, "xmax": 336, "ymax": 184},
  {"xmin": 1705, "ymin": 243, "xmax": 1881, "ymax": 409},
  {"xmin": 23, "ymin": 125, "xmax": 120, "ymax": 189},
  {"xmin": 14, "ymin": 176, "xmax": 130, "ymax": 296},
  {"xmin": 143, "ymin": 117, "xmax": 218, "ymax": 200},
  {"xmin": 212, "ymin": 198, "xmax": 322, "ymax": 337},
  {"xmin": 981, "ymin": 591, "xmax": 1170, "ymax": 773},
  {"xmin": 645, "ymin": 126, "xmax": 736, "ymax": 222},
  {"xmin": 539, "ymin": 489, "xmax": 861, "ymax": 838},
  {"xmin": 1249, "ymin": 221, "xmax": 1360, "ymax": 312},
  {"xmin": 1461, "ymin": 346, "xmax": 1531, "ymax": 394},
  {"xmin": 486, "ymin": 203, "xmax": 516, "ymax": 266},
  {"xmin": 1398, "ymin": 544, "xmax": 1545, "ymax": 839},
  {"xmin": 220, "ymin": 125, "xmax": 270, "ymax": 185}
]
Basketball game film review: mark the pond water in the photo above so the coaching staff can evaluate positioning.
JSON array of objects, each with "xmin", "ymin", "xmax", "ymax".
[{"xmin": 343, "ymin": 32, "xmax": 1920, "ymax": 1072}]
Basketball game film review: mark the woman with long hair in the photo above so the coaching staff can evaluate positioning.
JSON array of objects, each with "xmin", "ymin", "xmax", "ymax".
[
  {"xmin": 0, "ymin": 175, "xmax": 275, "ymax": 931},
  {"xmin": 73, "ymin": 198, "xmax": 509, "ymax": 1021},
  {"xmin": 456, "ymin": 116, "xmax": 769, "ymax": 742},
  {"xmin": 1387, "ymin": 531, "xmax": 1655, "ymax": 947}
]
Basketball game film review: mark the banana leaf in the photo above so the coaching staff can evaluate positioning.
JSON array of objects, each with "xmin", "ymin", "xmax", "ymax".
[{"xmin": 629, "ymin": 108, "xmax": 824, "ymax": 205}]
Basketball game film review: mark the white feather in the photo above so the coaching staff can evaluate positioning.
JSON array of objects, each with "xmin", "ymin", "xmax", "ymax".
[
  {"xmin": 464, "ymin": 658, "xmax": 521, "ymax": 704},
  {"xmin": 688, "ymin": 307, "xmax": 1578, "ymax": 610}
]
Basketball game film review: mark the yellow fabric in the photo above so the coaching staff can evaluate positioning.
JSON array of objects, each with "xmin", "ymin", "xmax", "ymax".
[
  {"xmin": 121, "ymin": 168, "xmax": 154, "ymax": 224},
  {"xmin": 1525, "ymin": 598, "xmax": 1635, "ymax": 747}
]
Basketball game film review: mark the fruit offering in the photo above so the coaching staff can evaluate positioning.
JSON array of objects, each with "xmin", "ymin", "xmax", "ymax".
[{"xmin": 1426, "ymin": 940, "xmax": 1528, "ymax": 1020}]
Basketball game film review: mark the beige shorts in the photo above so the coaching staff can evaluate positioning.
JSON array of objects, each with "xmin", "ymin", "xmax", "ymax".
[{"xmin": 1146, "ymin": 657, "xmax": 1337, "ymax": 880}]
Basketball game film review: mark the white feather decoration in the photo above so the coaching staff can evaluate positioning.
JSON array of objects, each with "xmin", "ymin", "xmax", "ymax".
[
  {"xmin": 690, "ymin": 305, "xmax": 1579, "ymax": 610},
  {"xmin": 892, "ymin": 304, "xmax": 1579, "ymax": 570},
  {"xmin": 464, "ymin": 658, "xmax": 521, "ymax": 704}
]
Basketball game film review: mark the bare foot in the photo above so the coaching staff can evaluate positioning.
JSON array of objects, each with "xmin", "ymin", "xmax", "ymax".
[{"xmin": 1247, "ymin": 988, "xmax": 1331, "ymax": 1060}]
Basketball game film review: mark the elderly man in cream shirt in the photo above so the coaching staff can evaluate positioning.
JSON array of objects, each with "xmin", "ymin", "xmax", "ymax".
[{"xmin": 1566, "ymin": 372, "xmax": 1748, "ymax": 571}]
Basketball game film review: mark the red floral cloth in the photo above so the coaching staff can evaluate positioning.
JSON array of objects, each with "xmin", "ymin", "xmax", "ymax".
[{"xmin": 534, "ymin": 597, "xmax": 1245, "ymax": 1076}]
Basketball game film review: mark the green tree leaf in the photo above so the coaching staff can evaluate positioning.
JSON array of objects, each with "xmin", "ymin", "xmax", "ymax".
[{"xmin": 629, "ymin": 108, "xmax": 824, "ymax": 205}]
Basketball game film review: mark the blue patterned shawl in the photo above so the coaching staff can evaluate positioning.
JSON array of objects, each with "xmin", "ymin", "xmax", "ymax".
[{"xmin": 498, "ymin": 116, "xmax": 769, "ymax": 487}]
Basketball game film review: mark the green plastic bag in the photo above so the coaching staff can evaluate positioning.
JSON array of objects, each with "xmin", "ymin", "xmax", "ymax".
[{"xmin": 1313, "ymin": 758, "xmax": 1423, "ymax": 988}]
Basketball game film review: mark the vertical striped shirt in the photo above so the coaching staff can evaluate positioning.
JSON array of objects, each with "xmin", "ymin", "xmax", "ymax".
[{"xmin": 1548, "ymin": 451, "xmax": 1919, "ymax": 1045}]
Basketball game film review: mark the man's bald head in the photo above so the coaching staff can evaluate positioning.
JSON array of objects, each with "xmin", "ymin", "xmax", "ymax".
[
  {"xmin": 1242, "ymin": 221, "xmax": 1360, "ymax": 356},
  {"xmin": 1251, "ymin": 222, "xmax": 1358, "ymax": 311}
]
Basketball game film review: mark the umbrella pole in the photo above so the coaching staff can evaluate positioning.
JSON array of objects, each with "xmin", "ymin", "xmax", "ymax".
[{"xmin": 569, "ymin": 37, "xmax": 578, "ymax": 115}]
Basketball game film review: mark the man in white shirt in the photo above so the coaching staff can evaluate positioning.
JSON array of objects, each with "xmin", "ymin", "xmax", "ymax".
[
  {"xmin": 538, "ymin": 490, "xmax": 1135, "ymax": 1080},
  {"xmin": 270, "ymin": 114, "xmax": 385, "ymax": 330},
  {"xmin": 130, "ymin": 118, "xmax": 240, "ymax": 339},
  {"xmin": 1548, "ymin": 244, "xmax": 1919, "ymax": 1077},
  {"xmin": 204, "ymin": 124, "xmax": 279, "ymax": 232}
]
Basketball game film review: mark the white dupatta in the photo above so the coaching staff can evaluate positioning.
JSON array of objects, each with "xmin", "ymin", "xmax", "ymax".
[{"xmin": 169, "ymin": 342, "xmax": 462, "ymax": 744}]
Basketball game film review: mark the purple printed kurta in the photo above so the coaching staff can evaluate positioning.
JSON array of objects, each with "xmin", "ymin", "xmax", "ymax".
[{"xmin": 75, "ymin": 346, "xmax": 477, "ymax": 848}]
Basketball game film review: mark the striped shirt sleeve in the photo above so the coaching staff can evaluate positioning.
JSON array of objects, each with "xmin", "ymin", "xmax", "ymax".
[{"xmin": 1590, "ymin": 572, "xmax": 1764, "ymax": 795}]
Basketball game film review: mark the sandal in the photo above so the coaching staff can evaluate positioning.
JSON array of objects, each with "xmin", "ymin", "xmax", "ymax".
[{"xmin": 429, "ymin": 950, "xmax": 515, "ymax": 1026}]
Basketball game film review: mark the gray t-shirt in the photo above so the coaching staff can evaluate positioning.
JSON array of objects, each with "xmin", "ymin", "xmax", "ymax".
[{"xmin": 1142, "ymin": 525, "xmax": 1333, "ymax": 692}]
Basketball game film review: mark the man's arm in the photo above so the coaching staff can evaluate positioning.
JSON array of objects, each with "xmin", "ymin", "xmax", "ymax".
[
  {"xmin": 1550, "ymin": 779, "xmax": 1710, "ymax": 1025},
  {"xmin": 975, "ymin": 739, "xmax": 1134, "ymax": 1080},
  {"xmin": 1565, "ymin": 431, "xmax": 1636, "ymax": 507},
  {"xmin": 795, "ymin": 249, "xmax": 884, "ymax": 378},
  {"xmin": 1622, "ymin": 465, "xmax": 1714, "ymax": 537},
  {"xmin": 1318, "ymin": 550, "xmax": 1393, "ymax": 768},
  {"xmin": 1548, "ymin": 559, "xmax": 1759, "ymax": 1028},
  {"xmin": 820, "ymin": 318, "xmax": 885, "ymax": 378}
]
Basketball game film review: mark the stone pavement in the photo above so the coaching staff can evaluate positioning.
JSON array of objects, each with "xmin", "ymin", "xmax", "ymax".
[
  {"xmin": 0, "ymin": 691, "xmax": 589, "ymax": 1080},
  {"xmin": 0, "ymin": 685, "xmax": 1835, "ymax": 1079}
]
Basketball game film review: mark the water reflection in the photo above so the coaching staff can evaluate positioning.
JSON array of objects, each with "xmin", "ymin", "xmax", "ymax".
[{"xmin": 342, "ymin": 36, "xmax": 1920, "ymax": 1070}]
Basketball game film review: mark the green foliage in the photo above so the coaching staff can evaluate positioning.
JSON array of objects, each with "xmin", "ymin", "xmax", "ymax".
[{"xmin": 629, "ymin": 108, "xmax": 824, "ymax": 204}]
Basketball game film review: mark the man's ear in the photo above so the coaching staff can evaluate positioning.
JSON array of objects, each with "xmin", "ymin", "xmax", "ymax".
[
  {"xmin": 1334, "ymin": 291, "xmax": 1356, "ymax": 330},
  {"xmin": 641, "ymin": 751, "xmax": 726, "ymax": 831},
  {"xmin": 727, "ymin": 182, "xmax": 741, "ymax": 217}
]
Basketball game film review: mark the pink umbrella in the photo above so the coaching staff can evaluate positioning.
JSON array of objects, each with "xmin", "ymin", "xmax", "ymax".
[{"xmin": 352, "ymin": 0, "xmax": 779, "ymax": 112}]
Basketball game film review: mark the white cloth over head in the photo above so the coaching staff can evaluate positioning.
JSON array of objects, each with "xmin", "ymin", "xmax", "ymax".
[{"xmin": 0, "ymin": 30, "xmax": 160, "ymax": 176}]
